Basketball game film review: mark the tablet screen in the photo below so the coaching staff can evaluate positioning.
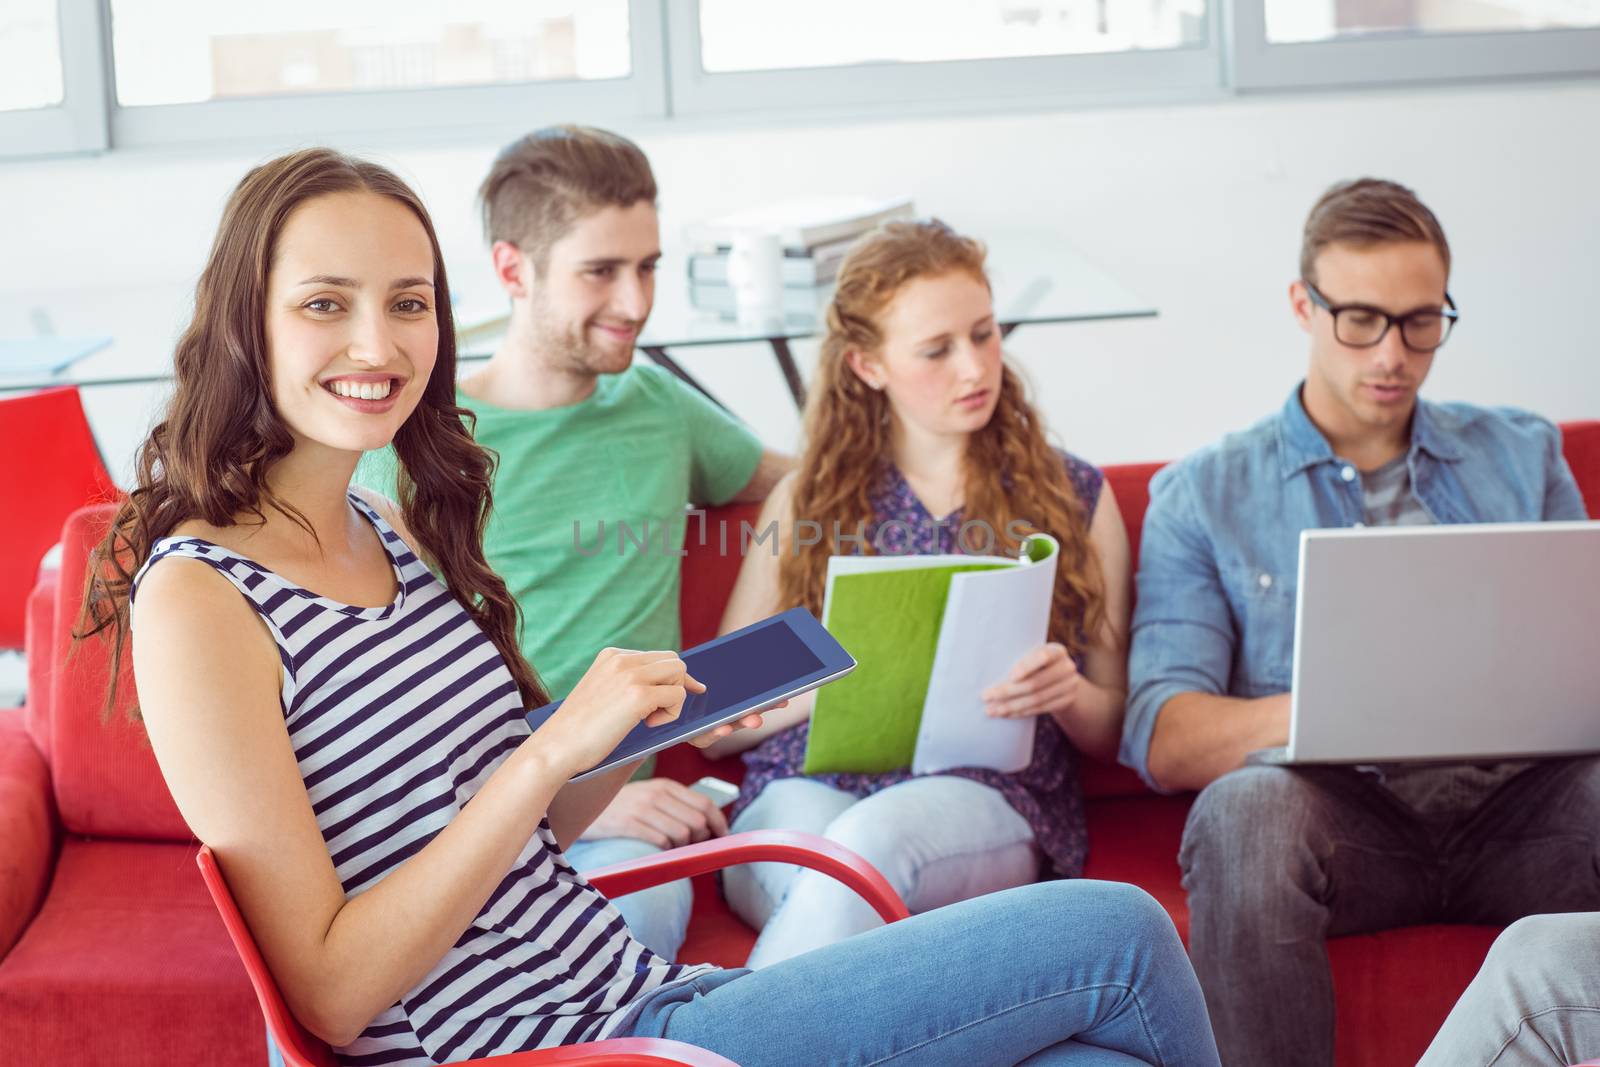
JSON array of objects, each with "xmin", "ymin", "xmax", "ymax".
[
  {"xmin": 526, "ymin": 612, "xmax": 839, "ymax": 778},
  {"xmin": 677, "ymin": 618, "xmax": 824, "ymax": 721}
]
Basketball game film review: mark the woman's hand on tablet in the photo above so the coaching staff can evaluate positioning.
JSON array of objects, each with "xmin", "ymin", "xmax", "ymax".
[
  {"xmin": 535, "ymin": 649, "xmax": 705, "ymax": 777},
  {"xmin": 683, "ymin": 700, "xmax": 787, "ymax": 749}
]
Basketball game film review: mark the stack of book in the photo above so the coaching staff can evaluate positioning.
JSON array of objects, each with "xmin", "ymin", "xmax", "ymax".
[{"xmin": 685, "ymin": 195, "xmax": 914, "ymax": 313}]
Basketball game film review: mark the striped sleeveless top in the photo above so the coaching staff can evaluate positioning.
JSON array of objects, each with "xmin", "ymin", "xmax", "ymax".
[{"xmin": 133, "ymin": 494, "xmax": 710, "ymax": 1064}]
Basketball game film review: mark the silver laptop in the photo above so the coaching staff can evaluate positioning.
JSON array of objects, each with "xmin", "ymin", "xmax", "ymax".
[{"xmin": 1252, "ymin": 521, "xmax": 1600, "ymax": 765}]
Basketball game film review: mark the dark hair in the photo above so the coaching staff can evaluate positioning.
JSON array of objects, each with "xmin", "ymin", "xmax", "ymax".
[
  {"xmin": 1301, "ymin": 177, "xmax": 1451, "ymax": 284},
  {"xmin": 478, "ymin": 124, "xmax": 657, "ymax": 270},
  {"xmin": 80, "ymin": 148, "xmax": 546, "ymax": 717}
]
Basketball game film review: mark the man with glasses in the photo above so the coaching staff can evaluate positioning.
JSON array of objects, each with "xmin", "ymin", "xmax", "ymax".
[{"xmin": 1119, "ymin": 177, "xmax": 1596, "ymax": 1066}]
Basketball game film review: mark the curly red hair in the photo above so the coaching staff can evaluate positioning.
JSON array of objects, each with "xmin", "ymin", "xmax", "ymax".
[{"xmin": 778, "ymin": 219, "xmax": 1106, "ymax": 658}]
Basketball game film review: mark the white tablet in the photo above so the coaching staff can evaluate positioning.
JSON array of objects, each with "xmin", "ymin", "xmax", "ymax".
[{"xmin": 523, "ymin": 607, "xmax": 856, "ymax": 782}]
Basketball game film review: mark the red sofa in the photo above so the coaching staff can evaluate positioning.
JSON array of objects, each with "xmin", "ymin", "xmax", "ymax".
[{"xmin": 2, "ymin": 421, "xmax": 1596, "ymax": 1067}]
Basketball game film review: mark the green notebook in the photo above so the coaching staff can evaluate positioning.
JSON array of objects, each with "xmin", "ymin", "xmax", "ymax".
[{"xmin": 803, "ymin": 536, "xmax": 1058, "ymax": 775}]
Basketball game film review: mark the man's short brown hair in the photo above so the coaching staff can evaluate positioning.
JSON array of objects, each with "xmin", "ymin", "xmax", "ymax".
[
  {"xmin": 478, "ymin": 125, "xmax": 656, "ymax": 272},
  {"xmin": 1300, "ymin": 178, "xmax": 1450, "ymax": 284}
]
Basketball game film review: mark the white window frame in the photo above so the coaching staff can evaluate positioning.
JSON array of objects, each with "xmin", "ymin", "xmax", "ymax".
[
  {"xmin": 0, "ymin": 0, "xmax": 109, "ymax": 160},
  {"xmin": 665, "ymin": 2, "xmax": 1227, "ymax": 119},
  {"xmin": 106, "ymin": 0, "xmax": 668, "ymax": 150},
  {"xmin": 1228, "ymin": 0, "xmax": 1600, "ymax": 91},
  {"xmin": 5, "ymin": 1, "xmax": 1600, "ymax": 160}
]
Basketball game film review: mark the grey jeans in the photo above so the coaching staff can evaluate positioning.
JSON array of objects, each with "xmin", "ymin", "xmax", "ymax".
[
  {"xmin": 1418, "ymin": 911, "xmax": 1600, "ymax": 1067},
  {"xmin": 1178, "ymin": 756, "xmax": 1600, "ymax": 1067},
  {"xmin": 723, "ymin": 775, "xmax": 1039, "ymax": 969}
]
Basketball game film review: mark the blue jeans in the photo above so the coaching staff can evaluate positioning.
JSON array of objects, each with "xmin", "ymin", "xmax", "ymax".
[
  {"xmin": 725, "ymin": 775, "xmax": 1040, "ymax": 967},
  {"xmin": 567, "ymin": 835, "xmax": 693, "ymax": 962},
  {"xmin": 626, "ymin": 879, "xmax": 1220, "ymax": 1066}
]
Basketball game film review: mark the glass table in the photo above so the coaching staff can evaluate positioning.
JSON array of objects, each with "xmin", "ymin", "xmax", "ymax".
[{"xmin": 0, "ymin": 231, "xmax": 1155, "ymax": 413}]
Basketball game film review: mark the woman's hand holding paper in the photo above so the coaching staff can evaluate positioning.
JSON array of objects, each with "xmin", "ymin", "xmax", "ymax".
[{"xmin": 982, "ymin": 643, "xmax": 1080, "ymax": 719}]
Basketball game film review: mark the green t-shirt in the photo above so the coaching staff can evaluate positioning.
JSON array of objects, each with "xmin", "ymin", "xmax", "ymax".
[{"xmin": 354, "ymin": 362, "xmax": 763, "ymax": 703}]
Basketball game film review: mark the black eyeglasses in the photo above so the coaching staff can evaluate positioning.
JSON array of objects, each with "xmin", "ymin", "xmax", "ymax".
[{"xmin": 1303, "ymin": 281, "xmax": 1459, "ymax": 353}]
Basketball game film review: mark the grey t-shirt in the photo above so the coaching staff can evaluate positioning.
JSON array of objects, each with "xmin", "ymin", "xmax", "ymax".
[
  {"xmin": 1348, "ymin": 453, "xmax": 1531, "ymax": 817},
  {"xmin": 1360, "ymin": 454, "xmax": 1432, "ymax": 527}
]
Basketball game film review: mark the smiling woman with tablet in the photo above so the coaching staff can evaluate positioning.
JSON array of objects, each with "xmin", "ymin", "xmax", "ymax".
[{"xmin": 80, "ymin": 151, "xmax": 1218, "ymax": 1067}]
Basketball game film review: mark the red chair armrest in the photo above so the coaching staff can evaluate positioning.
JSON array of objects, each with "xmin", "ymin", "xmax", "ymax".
[
  {"xmin": 0, "ymin": 708, "xmax": 57, "ymax": 957},
  {"xmin": 199, "ymin": 845, "xmax": 745, "ymax": 1067},
  {"xmin": 583, "ymin": 829, "xmax": 911, "ymax": 925},
  {"xmin": 451, "ymin": 1037, "xmax": 738, "ymax": 1066}
]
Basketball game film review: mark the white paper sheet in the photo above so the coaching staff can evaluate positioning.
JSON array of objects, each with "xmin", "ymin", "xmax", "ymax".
[{"xmin": 911, "ymin": 537, "xmax": 1058, "ymax": 775}]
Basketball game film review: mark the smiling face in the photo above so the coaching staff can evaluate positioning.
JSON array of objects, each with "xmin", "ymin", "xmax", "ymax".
[
  {"xmin": 264, "ymin": 190, "xmax": 439, "ymax": 455},
  {"xmin": 847, "ymin": 270, "xmax": 1003, "ymax": 440},
  {"xmin": 519, "ymin": 199, "xmax": 660, "ymax": 377},
  {"xmin": 1293, "ymin": 240, "xmax": 1447, "ymax": 450}
]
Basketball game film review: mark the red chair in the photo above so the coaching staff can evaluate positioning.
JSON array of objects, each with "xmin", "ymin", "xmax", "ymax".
[
  {"xmin": 197, "ymin": 831, "xmax": 909, "ymax": 1067},
  {"xmin": 0, "ymin": 387, "xmax": 117, "ymax": 650}
]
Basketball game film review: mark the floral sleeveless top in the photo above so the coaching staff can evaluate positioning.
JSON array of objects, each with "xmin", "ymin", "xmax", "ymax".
[{"xmin": 733, "ymin": 450, "xmax": 1104, "ymax": 877}]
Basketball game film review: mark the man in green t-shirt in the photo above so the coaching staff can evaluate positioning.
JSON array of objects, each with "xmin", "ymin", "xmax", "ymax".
[{"xmin": 357, "ymin": 126, "xmax": 789, "ymax": 961}]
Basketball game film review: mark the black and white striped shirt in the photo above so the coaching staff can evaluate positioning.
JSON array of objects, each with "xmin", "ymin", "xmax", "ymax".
[{"xmin": 135, "ymin": 494, "xmax": 708, "ymax": 1064}]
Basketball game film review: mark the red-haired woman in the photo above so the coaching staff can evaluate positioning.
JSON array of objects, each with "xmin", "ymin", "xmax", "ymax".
[
  {"xmin": 86, "ymin": 160, "xmax": 1214, "ymax": 1066},
  {"xmin": 713, "ymin": 219, "xmax": 1135, "ymax": 967}
]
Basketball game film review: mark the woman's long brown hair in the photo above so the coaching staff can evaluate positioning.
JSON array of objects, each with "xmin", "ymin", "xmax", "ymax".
[
  {"xmin": 778, "ymin": 219, "xmax": 1107, "ymax": 659},
  {"xmin": 79, "ymin": 148, "xmax": 546, "ymax": 716}
]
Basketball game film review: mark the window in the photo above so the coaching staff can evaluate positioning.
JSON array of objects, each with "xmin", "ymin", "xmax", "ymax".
[
  {"xmin": 1234, "ymin": 0, "xmax": 1600, "ymax": 89},
  {"xmin": 2, "ymin": 0, "xmax": 1598, "ymax": 158},
  {"xmin": 106, "ymin": 0, "xmax": 665, "ymax": 148},
  {"xmin": 698, "ymin": 0, "xmax": 1208, "ymax": 72},
  {"xmin": 110, "ymin": 1, "xmax": 631, "ymax": 107},
  {"xmin": 0, "ymin": 0, "xmax": 107, "ymax": 159},
  {"xmin": 0, "ymin": 0, "xmax": 63, "ymax": 112},
  {"xmin": 672, "ymin": 0, "xmax": 1219, "ymax": 117},
  {"xmin": 1265, "ymin": 0, "xmax": 1600, "ymax": 45}
]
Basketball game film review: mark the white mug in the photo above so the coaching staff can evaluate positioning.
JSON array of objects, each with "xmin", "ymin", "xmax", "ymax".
[{"xmin": 725, "ymin": 229, "xmax": 784, "ymax": 315}]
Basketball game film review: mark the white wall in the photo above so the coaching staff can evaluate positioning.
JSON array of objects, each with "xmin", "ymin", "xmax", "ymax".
[{"xmin": 3, "ymin": 76, "xmax": 1598, "ymax": 483}]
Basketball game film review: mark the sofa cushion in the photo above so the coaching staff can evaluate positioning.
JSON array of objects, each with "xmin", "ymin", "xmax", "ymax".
[
  {"xmin": 0, "ymin": 837, "xmax": 260, "ymax": 1066},
  {"xmin": 1561, "ymin": 419, "xmax": 1600, "ymax": 516},
  {"xmin": 50, "ymin": 505, "xmax": 190, "ymax": 842},
  {"xmin": 1327, "ymin": 924, "xmax": 1500, "ymax": 1067},
  {"xmin": 1102, "ymin": 461, "xmax": 1164, "ymax": 574},
  {"xmin": 1078, "ymin": 755, "xmax": 1151, "ymax": 801},
  {"xmin": 0, "ymin": 710, "xmax": 55, "ymax": 959},
  {"xmin": 1081, "ymin": 461, "xmax": 1167, "ymax": 803},
  {"xmin": 1082, "ymin": 793, "xmax": 1192, "ymax": 937},
  {"xmin": 24, "ymin": 572, "xmax": 55, "ymax": 757},
  {"xmin": 679, "ymin": 501, "xmax": 763, "ymax": 649},
  {"xmin": 678, "ymin": 873, "xmax": 757, "ymax": 967}
]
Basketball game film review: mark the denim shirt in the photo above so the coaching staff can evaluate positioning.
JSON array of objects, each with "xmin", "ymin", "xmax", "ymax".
[{"xmin": 1120, "ymin": 384, "xmax": 1587, "ymax": 792}]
